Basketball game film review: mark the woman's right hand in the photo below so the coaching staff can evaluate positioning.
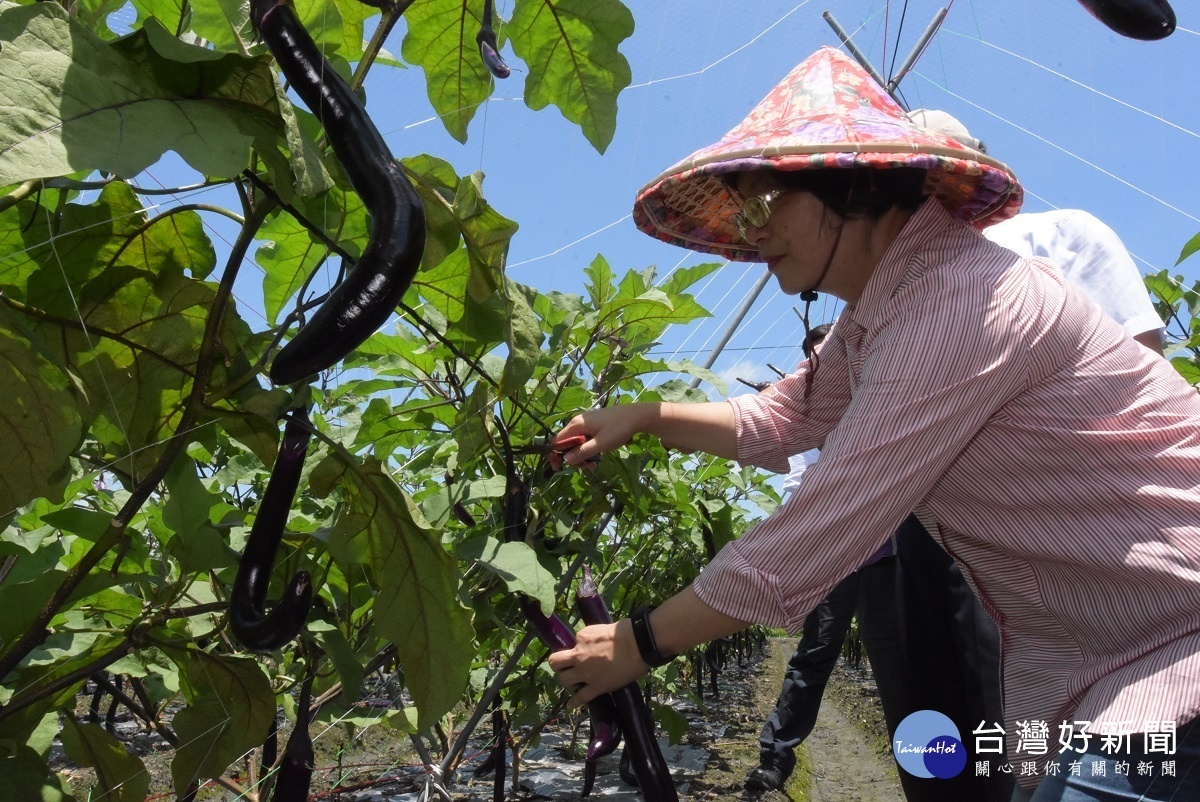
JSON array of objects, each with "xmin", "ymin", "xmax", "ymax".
[{"xmin": 550, "ymin": 404, "xmax": 651, "ymax": 471}]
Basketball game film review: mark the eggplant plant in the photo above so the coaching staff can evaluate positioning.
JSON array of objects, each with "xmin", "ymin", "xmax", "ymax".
[{"xmin": 0, "ymin": 2, "xmax": 802, "ymax": 800}]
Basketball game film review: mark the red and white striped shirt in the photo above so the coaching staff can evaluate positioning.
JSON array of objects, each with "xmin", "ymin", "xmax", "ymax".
[{"xmin": 693, "ymin": 200, "xmax": 1200, "ymax": 778}]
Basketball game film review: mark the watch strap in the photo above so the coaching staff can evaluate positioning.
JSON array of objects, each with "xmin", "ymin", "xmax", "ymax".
[{"xmin": 629, "ymin": 605, "xmax": 673, "ymax": 667}]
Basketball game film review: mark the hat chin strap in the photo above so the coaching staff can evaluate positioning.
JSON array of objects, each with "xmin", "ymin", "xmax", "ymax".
[
  {"xmin": 798, "ymin": 222, "xmax": 843, "ymax": 302},
  {"xmin": 798, "ymin": 223, "xmax": 843, "ymax": 399}
]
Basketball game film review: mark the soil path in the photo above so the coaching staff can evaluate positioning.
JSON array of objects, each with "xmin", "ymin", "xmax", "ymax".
[
  {"xmin": 802, "ymin": 697, "xmax": 905, "ymax": 801},
  {"xmin": 683, "ymin": 637, "xmax": 904, "ymax": 802}
]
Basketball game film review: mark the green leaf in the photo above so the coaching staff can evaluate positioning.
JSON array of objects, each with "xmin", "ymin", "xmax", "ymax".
[
  {"xmin": 508, "ymin": 0, "xmax": 634, "ymax": 153},
  {"xmin": 325, "ymin": 458, "xmax": 475, "ymax": 729},
  {"xmin": 500, "ymin": 282, "xmax": 544, "ymax": 396},
  {"xmin": 59, "ymin": 719, "xmax": 149, "ymax": 802},
  {"xmin": 1177, "ymin": 231, "xmax": 1200, "ymax": 266},
  {"xmin": 401, "ymin": 0, "xmax": 498, "ymax": 143},
  {"xmin": 453, "ymin": 382, "xmax": 496, "ymax": 467},
  {"xmin": 188, "ymin": 0, "xmax": 257, "ymax": 55},
  {"xmin": 402, "ymin": 155, "xmax": 466, "ymax": 272},
  {"xmin": 652, "ymin": 700, "xmax": 689, "ymax": 744},
  {"xmin": 168, "ymin": 650, "xmax": 275, "ymax": 791},
  {"xmin": 312, "ymin": 626, "xmax": 365, "ymax": 703},
  {"xmin": 453, "ymin": 172, "xmax": 518, "ymax": 301},
  {"xmin": 0, "ymin": 744, "xmax": 74, "ymax": 802},
  {"xmin": 457, "ymin": 535, "xmax": 556, "ymax": 612},
  {"xmin": 129, "ymin": 0, "xmax": 187, "ymax": 37},
  {"xmin": 1169, "ymin": 355, "xmax": 1200, "ymax": 387},
  {"xmin": 162, "ymin": 454, "xmax": 234, "ymax": 573},
  {"xmin": 0, "ymin": 183, "xmax": 260, "ymax": 480},
  {"xmin": 0, "ymin": 304, "xmax": 85, "ymax": 514},
  {"xmin": 0, "ymin": 5, "xmax": 295, "ymax": 185}
]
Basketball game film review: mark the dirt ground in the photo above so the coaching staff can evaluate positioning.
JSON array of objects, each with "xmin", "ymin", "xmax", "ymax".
[
  {"xmin": 681, "ymin": 637, "xmax": 904, "ymax": 802},
  {"xmin": 57, "ymin": 637, "xmax": 904, "ymax": 801}
]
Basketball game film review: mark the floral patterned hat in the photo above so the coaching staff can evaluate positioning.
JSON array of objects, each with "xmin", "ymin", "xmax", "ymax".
[{"xmin": 633, "ymin": 47, "xmax": 1023, "ymax": 262}]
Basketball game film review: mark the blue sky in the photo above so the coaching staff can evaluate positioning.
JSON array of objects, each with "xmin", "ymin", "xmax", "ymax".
[{"xmin": 135, "ymin": 0, "xmax": 1200, "ymax": 396}]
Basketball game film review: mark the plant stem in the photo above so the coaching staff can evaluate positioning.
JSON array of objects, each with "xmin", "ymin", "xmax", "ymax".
[{"xmin": 0, "ymin": 179, "xmax": 41, "ymax": 213}]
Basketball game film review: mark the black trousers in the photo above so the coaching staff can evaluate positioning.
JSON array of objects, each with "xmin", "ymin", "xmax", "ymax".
[{"xmin": 757, "ymin": 516, "xmax": 1014, "ymax": 802}]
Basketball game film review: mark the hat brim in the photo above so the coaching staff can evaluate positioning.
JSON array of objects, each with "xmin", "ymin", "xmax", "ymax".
[{"xmin": 631, "ymin": 48, "xmax": 1023, "ymax": 262}]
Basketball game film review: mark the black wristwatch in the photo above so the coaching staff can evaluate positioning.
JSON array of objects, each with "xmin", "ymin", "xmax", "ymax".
[{"xmin": 629, "ymin": 605, "xmax": 674, "ymax": 667}]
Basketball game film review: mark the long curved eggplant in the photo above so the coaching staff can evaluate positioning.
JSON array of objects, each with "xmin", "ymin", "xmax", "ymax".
[
  {"xmin": 253, "ymin": 0, "xmax": 427, "ymax": 384},
  {"xmin": 1075, "ymin": 0, "xmax": 1175, "ymax": 40},
  {"xmin": 575, "ymin": 568, "xmax": 678, "ymax": 802},
  {"xmin": 230, "ymin": 410, "xmax": 313, "ymax": 652}
]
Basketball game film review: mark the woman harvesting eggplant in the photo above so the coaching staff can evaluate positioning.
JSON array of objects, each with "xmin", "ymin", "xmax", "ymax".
[{"xmin": 547, "ymin": 48, "xmax": 1200, "ymax": 802}]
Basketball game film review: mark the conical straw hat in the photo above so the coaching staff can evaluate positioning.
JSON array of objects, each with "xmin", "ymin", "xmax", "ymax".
[{"xmin": 633, "ymin": 47, "xmax": 1023, "ymax": 262}]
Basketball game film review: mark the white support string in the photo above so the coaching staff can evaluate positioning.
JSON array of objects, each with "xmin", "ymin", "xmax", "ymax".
[
  {"xmin": 940, "ymin": 27, "xmax": 1200, "ymax": 141},
  {"xmin": 912, "ymin": 70, "xmax": 1200, "ymax": 226}
]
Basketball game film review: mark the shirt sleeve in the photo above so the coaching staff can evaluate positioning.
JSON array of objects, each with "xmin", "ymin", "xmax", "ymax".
[
  {"xmin": 693, "ymin": 267, "xmax": 1039, "ymax": 631},
  {"xmin": 727, "ymin": 328, "xmax": 853, "ymax": 473}
]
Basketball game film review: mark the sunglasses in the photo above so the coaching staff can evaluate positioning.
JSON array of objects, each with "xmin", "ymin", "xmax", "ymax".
[{"xmin": 732, "ymin": 190, "xmax": 790, "ymax": 241}]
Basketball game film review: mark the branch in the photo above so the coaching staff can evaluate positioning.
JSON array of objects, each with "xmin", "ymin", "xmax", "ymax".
[
  {"xmin": 0, "ymin": 179, "xmax": 41, "ymax": 213},
  {"xmin": 0, "ymin": 635, "xmax": 134, "ymax": 724},
  {"xmin": 0, "ymin": 296, "xmax": 193, "ymax": 374},
  {"xmin": 350, "ymin": 2, "xmax": 418, "ymax": 94}
]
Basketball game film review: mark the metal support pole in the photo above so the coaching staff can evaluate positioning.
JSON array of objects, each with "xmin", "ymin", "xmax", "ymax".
[
  {"xmin": 887, "ymin": 8, "xmax": 949, "ymax": 94},
  {"xmin": 689, "ymin": 269, "xmax": 772, "ymax": 390},
  {"xmin": 822, "ymin": 11, "xmax": 890, "ymax": 92},
  {"xmin": 823, "ymin": 8, "xmax": 950, "ymax": 110}
]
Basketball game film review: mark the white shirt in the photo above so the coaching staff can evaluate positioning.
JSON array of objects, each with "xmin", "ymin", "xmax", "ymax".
[
  {"xmin": 781, "ymin": 448, "xmax": 820, "ymax": 495},
  {"xmin": 984, "ymin": 209, "xmax": 1163, "ymax": 337}
]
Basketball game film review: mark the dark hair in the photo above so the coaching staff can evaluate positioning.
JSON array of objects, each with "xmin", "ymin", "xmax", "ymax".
[
  {"xmin": 802, "ymin": 323, "xmax": 832, "ymax": 358},
  {"xmin": 774, "ymin": 167, "xmax": 929, "ymax": 221}
]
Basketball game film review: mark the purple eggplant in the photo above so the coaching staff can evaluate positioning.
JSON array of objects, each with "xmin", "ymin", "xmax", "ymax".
[
  {"xmin": 519, "ymin": 599, "xmax": 577, "ymax": 652},
  {"xmin": 230, "ymin": 410, "xmax": 313, "ymax": 652},
  {"xmin": 476, "ymin": 0, "xmax": 511, "ymax": 78},
  {"xmin": 1075, "ymin": 0, "xmax": 1175, "ymax": 40},
  {"xmin": 270, "ymin": 677, "xmax": 314, "ymax": 802},
  {"xmin": 575, "ymin": 569, "xmax": 678, "ymax": 802}
]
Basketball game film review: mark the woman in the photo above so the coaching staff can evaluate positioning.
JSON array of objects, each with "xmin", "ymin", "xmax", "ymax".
[{"xmin": 547, "ymin": 48, "xmax": 1200, "ymax": 802}]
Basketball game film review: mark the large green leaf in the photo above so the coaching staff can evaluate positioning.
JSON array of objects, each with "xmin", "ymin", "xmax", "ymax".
[
  {"xmin": 0, "ymin": 5, "xmax": 296, "ymax": 186},
  {"xmin": 168, "ymin": 650, "xmax": 275, "ymax": 792},
  {"xmin": 0, "ymin": 744, "xmax": 74, "ymax": 802},
  {"xmin": 0, "ymin": 305, "xmax": 85, "ymax": 514},
  {"xmin": 508, "ymin": 0, "xmax": 633, "ymax": 153},
  {"xmin": 457, "ymin": 535, "xmax": 556, "ymax": 612},
  {"xmin": 500, "ymin": 281, "xmax": 544, "ymax": 396},
  {"xmin": 59, "ymin": 719, "xmax": 149, "ymax": 802},
  {"xmin": 401, "ymin": 0, "xmax": 499, "ymax": 143},
  {"xmin": 322, "ymin": 457, "xmax": 475, "ymax": 729},
  {"xmin": 161, "ymin": 454, "xmax": 234, "ymax": 573},
  {"xmin": 0, "ymin": 184, "xmax": 261, "ymax": 480}
]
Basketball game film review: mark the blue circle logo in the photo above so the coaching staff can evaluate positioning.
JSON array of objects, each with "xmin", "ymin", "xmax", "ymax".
[{"xmin": 891, "ymin": 710, "xmax": 967, "ymax": 779}]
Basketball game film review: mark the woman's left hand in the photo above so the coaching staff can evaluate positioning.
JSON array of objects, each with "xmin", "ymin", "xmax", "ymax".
[{"xmin": 547, "ymin": 620, "xmax": 647, "ymax": 707}]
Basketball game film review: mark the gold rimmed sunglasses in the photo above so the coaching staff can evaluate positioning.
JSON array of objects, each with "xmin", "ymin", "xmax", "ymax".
[{"xmin": 732, "ymin": 190, "xmax": 791, "ymax": 241}]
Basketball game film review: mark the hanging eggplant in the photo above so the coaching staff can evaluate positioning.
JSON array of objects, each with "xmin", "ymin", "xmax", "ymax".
[
  {"xmin": 575, "ymin": 568, "xmax": 678, "ymax": 802},
  {"xmin": 1075, "ymin": 0, "xmax": 1176, "ymax": 40},
  {"xmin": 230, "ymin": 410, "xmax": 313, "ymax": 652},
  {"xmin": 251, "ymin": 0, "xmax": 427, "ymax": 384}
]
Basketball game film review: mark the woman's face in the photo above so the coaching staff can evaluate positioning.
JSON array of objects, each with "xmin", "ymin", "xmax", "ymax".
[{"xmin": 733, "ymin": 172, "xmax": 842, "ymax": 297}]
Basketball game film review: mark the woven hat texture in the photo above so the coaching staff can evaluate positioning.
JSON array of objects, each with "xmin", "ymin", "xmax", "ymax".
[{"xmin": 633, "ymin": 47, "xmax": 1023, "ymax": 261}]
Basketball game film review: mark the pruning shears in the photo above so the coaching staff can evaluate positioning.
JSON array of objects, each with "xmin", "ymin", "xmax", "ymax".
[{"xmin": 509, "ymin": 434, "xmax": 588, "ymax": 456}]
